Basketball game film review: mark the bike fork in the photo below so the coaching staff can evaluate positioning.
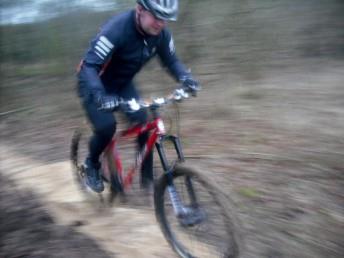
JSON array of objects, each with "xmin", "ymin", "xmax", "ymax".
[
  {"xmin": 167, "ymin": 185, "xmax": 185, "ymax": 217},
  {"xmin": 156, "ymin": 136, "xmax": 198, "ymax": 218}
]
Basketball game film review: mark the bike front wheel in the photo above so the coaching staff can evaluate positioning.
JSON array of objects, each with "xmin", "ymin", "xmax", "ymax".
[{"xmin": 154, "ymin": 164, "xmax": 243, "ymax": 258}]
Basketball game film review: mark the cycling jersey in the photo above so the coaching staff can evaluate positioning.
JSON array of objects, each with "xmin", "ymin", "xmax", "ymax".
[{"xmin": 78, "ymin": 9, "xmax": 190, "ymax": 95}]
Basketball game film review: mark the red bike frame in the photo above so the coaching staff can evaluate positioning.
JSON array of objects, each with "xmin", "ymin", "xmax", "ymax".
[{"xmin": 102, "ymin": 117, "xmax": 166, "ymax": 190}]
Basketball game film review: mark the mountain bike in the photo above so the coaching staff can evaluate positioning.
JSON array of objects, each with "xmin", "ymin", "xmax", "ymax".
[{"xmin": 70, "ymin": 88, "xmax": 243, "ymax": 258}]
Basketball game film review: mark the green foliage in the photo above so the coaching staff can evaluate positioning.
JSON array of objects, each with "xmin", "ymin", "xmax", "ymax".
[
  {"xmin": 237, "ymin": 187, "xmax": 260, "ymax": 199},
  {"xmin": 0, "ymin": 10, "xmax": 108, "ymax": 64},
  {"xmin": 0, "ymin": 11, "xmax": 126, "ymax": 80}
]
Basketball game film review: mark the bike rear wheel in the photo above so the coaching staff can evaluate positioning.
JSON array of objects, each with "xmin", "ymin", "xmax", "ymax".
[
  {"xmin": 70, "ymin": 128, "xmax": 88, "ymax": 191},
  {"xmin": 70, "ymin": 126, "xmax": 110, "ymax": 204},
  {"xmin": 154, "ymin": 164, "xmax": 242, "ymax": 258}
]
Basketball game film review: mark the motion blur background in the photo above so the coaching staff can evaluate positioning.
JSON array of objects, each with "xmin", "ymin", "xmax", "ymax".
[{"xmin": 1, "ymin": 0, "xmax": 343, "ymax": 257}]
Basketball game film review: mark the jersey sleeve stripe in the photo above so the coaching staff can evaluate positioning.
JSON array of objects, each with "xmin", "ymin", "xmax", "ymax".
[
  {"xmin": 96, "ymin": 41, "xmax": 111, "ymax": 53},
  {"xmin": 95, "ymin": 51, "xmax": 105, "ymax": 60},
  {"xmin": 100, "ymin": 36, "xmax": 114, "ymax": 49},
  {"xmin": 95, "ymin": 45, "xmax": 107, "ymax": 57}
]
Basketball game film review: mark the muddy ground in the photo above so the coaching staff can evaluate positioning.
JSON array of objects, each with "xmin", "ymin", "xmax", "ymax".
[{"xmin": 1, "ymin": 1, "xmax": 344, "ymax": 257}]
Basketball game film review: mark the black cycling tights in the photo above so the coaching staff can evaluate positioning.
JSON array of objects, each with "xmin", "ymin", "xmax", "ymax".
[{"xmin": 81, "ymin": 82, "xmax": 153, "ymax": 185}]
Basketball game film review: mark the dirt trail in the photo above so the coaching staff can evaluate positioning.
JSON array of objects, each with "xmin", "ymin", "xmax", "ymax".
[{"xmin": 0, "ymin": 144, "xmax": 175, "ymax": 257}]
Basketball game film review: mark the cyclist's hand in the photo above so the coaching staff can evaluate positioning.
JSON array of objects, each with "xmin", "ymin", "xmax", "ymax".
[
  {"xmin": 180, "ymin": 76, "xmax": 200, "ymax": 97},
  {"xmin": 94, "ymin": 91, "xmax": 119, "ymax": 112}
]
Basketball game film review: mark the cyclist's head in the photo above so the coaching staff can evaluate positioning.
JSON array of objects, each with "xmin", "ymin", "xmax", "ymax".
[{"xmin": 137, "ymin": 0, "xmax": 179, "ymax": 21}]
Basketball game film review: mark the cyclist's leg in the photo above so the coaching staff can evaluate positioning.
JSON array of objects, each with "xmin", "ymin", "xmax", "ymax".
[
  {"xmin": 79, "ymin": 89, "xmax": 117, "ymax": 192},
  {"xmin": 118, "ymin": 82, "xmax": 153, "ymax": 187},
  {"xmin": 138, "ymin": 132, "xmax": 154, "ymax": 187},
  {"xmin": 82, "ymin": 96, "xmax": 117, "ymax": 164}
]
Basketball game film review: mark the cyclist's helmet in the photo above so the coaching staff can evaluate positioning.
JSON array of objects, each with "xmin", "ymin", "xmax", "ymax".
[{"xmin": 137, "ymin": 0, "xmax": 178, "ymax": 21}]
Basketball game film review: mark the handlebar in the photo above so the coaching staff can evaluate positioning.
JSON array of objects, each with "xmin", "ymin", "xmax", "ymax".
[{"xmin": 118, "ymin": 87, "xmax": 196, "ymax": 113}]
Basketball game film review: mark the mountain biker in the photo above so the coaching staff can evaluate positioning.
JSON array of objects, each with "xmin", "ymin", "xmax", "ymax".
[{"xmin": 77, "ymin": 0, "xmax": 199, "ymax": 193}]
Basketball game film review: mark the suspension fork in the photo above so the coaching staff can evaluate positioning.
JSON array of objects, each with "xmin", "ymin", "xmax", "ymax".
[
  {"xmin": 155, "ymin": 135, "xmax": 198, "ymax": 215},
  {"xmin": 155, "ymin": 135, "xmax": 185, "ymax": 173}
]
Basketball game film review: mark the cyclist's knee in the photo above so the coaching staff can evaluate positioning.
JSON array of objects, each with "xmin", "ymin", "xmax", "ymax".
[{"xmin": 95, "ymin": 121, "xmax": 116, "ymax": 140}]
